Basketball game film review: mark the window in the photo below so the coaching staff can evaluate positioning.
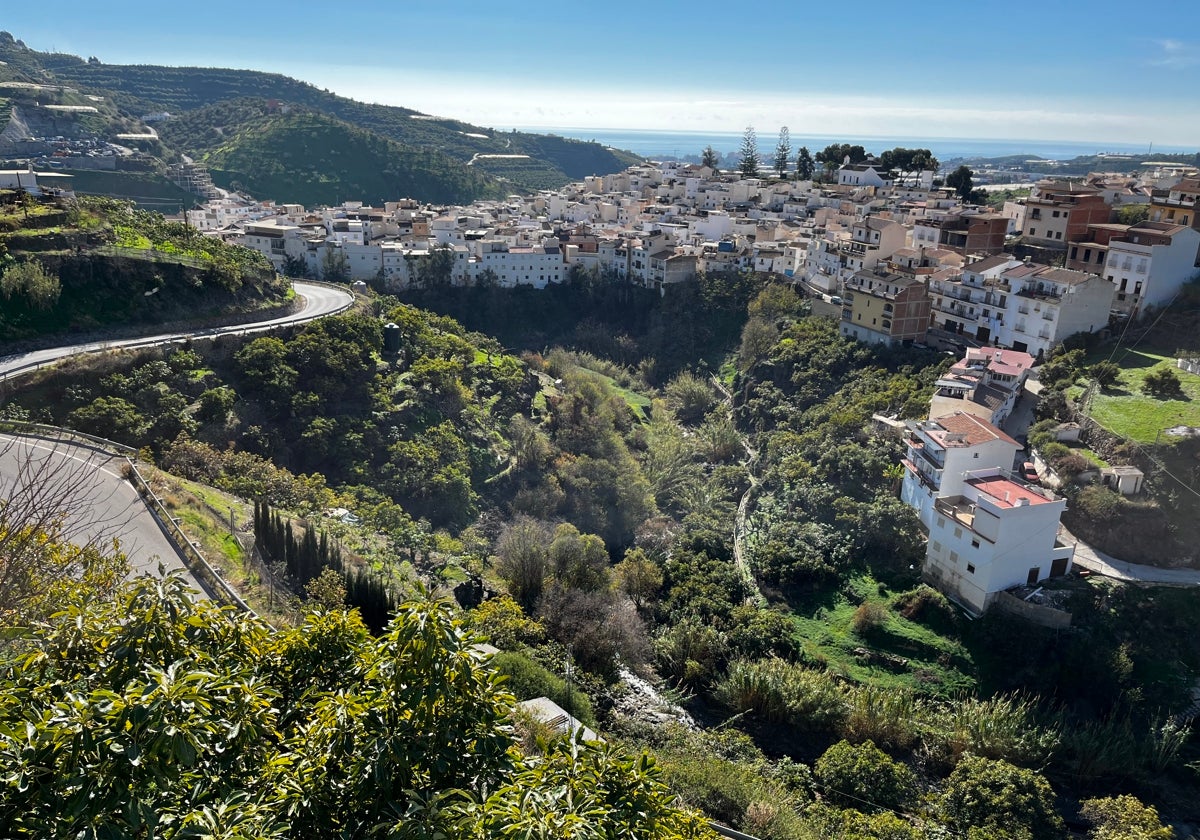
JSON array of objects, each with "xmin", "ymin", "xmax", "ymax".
[
  {"xmin": 954, "ymin": 527, "xmax": 963, "ymax": 539},
  {"xmin": 931, "ymin": 541, "xmax": 942, "ymax": 554},
  {"xmin": 971, "ymin": 539, "xmax": 980, "ymax": 548},
  {"xmin": 950, "ymin": 551, "xmax": 960, "ymax": 564},
  {"xmin": 937, "ymin": 517, "xmax": 945, "ymax": 529},
  {"xmin": 1028, "ymin": 227, "xmax": 1037, "ymax": 236},
  {"xmin": 967, "ymin": 563, "xmax": 976, "ymax": 574}
]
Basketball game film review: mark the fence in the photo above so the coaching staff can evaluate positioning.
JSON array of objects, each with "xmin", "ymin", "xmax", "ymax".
[{"xmin": 0, "ymin": 422, "xmax": 255, "ymax": 616}]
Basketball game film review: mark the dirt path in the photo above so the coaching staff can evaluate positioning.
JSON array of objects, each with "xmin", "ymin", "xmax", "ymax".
[{"xmin": 712, "ymin": 375, "xmax": 765, "ymax": 606}]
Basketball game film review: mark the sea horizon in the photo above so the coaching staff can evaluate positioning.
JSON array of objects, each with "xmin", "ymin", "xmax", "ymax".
[{"xmin": 508, "ymin": 126, "xmax": 1197, "ymax": 163}]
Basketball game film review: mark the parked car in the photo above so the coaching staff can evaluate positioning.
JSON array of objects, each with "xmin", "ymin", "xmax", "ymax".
[{"xmin": 1020, "ymin": 461, "xmax": 1038, "ymax": 482}]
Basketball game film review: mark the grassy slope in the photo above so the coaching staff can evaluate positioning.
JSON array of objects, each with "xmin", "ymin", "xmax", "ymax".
[{"xmin": 1073, "ymin": 348, "xmax": 1200, "ymax": 443}]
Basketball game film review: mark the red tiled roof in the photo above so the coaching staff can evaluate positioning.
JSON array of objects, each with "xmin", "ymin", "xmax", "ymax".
[{"xmin": 930, "ymin": 411, "xmax": 1022, "ymax": 448}]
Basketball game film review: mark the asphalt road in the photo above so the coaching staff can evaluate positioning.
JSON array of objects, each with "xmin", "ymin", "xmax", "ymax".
[
  {"xmin": 0, "ymin": 281, "xmax": 354, "ymax": 596},
  {"xmin": 0, "ymin": 433, "xmax": 200, "ymax": 586},
  {"xmin": 0, "ymin": 281, "xmax": 354, "ymax": 383}
]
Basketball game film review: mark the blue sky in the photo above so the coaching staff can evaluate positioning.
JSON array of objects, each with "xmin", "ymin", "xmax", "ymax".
[{"xmin": 4, "ymin": 1, "xmax": 1199, "ymax": 144}]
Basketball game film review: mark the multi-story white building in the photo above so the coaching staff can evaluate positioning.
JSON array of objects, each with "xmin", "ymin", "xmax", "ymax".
[
  {"xmin": 1101, "ymin": 222, "xmax": 1200, "ymax": 316},
  {"xmin": 994, "ymin": 263, "xmax": 1114, "ymax": 358},
  {"xmin": 900, "ymin": 411, "xmax": 1023, "ymax": 529},
  {"xmin": 925, "ymin": 469, "xmax": 1074, "ymax": 614}
]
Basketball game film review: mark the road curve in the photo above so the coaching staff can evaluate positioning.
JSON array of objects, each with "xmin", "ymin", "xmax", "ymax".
[
  {"xmin": 0, "ymin": 433, "xmax": 204, "ymax": 589},
  {"xmin": 0, "ymin": 281, "xmax": 354, "ymax": 383}
]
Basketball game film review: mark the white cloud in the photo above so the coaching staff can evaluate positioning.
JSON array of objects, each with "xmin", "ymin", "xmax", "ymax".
[{"xmin": 1151, "ymin": 39, "xmax": 1200, "ymax": 69}]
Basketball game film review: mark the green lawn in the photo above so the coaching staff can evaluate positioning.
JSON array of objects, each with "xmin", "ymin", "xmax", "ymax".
[
  {"xmin": 790, "ymin": 575, "xmax": 976, "ymax": 698},
  {"xmin": 1078, "ymin": 349, "xmax": 1200, "ymax": 444}
]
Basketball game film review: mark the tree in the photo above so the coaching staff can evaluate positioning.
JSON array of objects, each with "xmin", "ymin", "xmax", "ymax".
[
  {"xmin": 495, "ymin": 517, "xmax": 552, "ymax": 610},
  {"xmin": 937, "ymin": 755, "xmax": 1063, "ymax": 840},
  {"xmin": 773, "ymin": 127, "xmax": 791, "ymax": 178},
  {"xmin": 796, "ymin": 145, "xmax": 815, "ymax": 180},
  {"xmin": 321, "ymin": 246, "xmax": 350, "ymax": 282},
  {"xmin": 1142, "ymin": 366, "xmax": 1184, "ymax": 398},
  {"xmin": 1116, "ymin": 204, "xmax": 1150, "ymax": 225},
  {"xmin": 946, "ymin": 165, "xmax": 976, "ymax": 202},
  {"xmin": 0, "ymin": 575, "xmax": 712, "ymax": 838},
  {"xmin": 1090, "ymin": 360, "xmax": 1121, "ymax": 390},
  {"xmin": 1080, "ymin": 794, "xmax": 1174, "ymax": 840},
  {"xmin": 814, "ymin": 739, "xmax": 917, "ymax": 814},
  {"xmin": 701, "ymin": 145, "xmax": 720, "ymax": 171},
  {"xmin": 738, "ymin": 126, "xmax": 760, "ymax": 179},
  {"xmin": 878, "ymin": 147, "xmax": 938, "ymax": 183},
  {"xmin": 615, "ymin": 547, "xmax": 664, "ymax": 609},
  {"xmin": 815, "ymin": 143, "xmax": 868, "ymax": 180},
  {"xmin": 0, "ymin": 259, "xmax": 61, "ymax": 310},
  {"xmin": 305, "ymin": 567, "xmax": 347, "ymax": 608},
  {"xmin": 196, "ymin": 386, "xmax": 236, "ymax": 423}
]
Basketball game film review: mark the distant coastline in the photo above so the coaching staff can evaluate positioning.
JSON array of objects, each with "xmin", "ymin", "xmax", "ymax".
[{"xmin": 510, "ymin": 127, "xmax": 1197, "ymax": 163}]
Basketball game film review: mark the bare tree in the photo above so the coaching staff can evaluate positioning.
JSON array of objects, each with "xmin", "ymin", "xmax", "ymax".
[{"xmin": 0, "ymin": 432, "xmax": 132, "ymax": 626}]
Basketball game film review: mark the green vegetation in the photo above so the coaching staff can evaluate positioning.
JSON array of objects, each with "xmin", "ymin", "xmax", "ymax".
[
  {"xmin": 8, "ymin": 254, "xmax": 1200, "ymax": 834},
  {"xmin": 0, "ymin": 574, "xmax": 713, "ymax": 839},
  {"xmin": 1072, "ymin": 349, "xmax": 1200, "ymax": 443},
  {"xmin": 196, "ymin": 108, "xmax": 503, "ymax": 206},
  {"xmin": 0, "ymin": 194, "xmax": 285, "ymax": 342},
  {"xmin": 0, "ymin": 38, "xmax": 641, "ymax": 199},
  {"xmin": 58, "ymin": 169, "xmax": 201, "ymax": 209}
]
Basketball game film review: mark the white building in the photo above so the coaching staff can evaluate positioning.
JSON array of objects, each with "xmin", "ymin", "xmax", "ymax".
[
  {"xmin": 925, "ymin": 469, "xmax": 1074, "ymax": 614},
  {"xmin": 994, "ymin": 263, "xmax": 1114, "ymax": 358},
  {"xmin": 1102, "ymin": 222, "xmax": 1200, "ymax": 316},
  {"xmin": 900, "ymin": 412, "xmax": 1023, "ymax": 530},
  {"xmin": 929, "ymin": 347, "xmax": 1035, "ymax": 427}
]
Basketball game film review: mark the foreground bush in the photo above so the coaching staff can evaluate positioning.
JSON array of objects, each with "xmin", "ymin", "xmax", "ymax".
[{"xmin": 0, "ymin": 574, "xmax": 713, "ymax": 839}]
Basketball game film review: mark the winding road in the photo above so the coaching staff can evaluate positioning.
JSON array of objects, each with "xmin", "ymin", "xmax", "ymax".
[
  {"xmin": 0, "ymin": 281, "xmax": 355, "ymax": 595},
  {"xmin": 0, "ymin": 281, "xmax": 354, "ymax": 383},
  {"xmin": 0, "ymin": 433, "xmax": 196, "ymax": 583}
]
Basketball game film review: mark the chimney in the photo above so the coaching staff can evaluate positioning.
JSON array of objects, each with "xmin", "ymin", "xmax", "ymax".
[{"xmin": 1015, "ymin": 497, "xmax": 1030, "ymax": 507}]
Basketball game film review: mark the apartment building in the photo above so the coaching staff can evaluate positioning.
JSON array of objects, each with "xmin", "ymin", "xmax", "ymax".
[
  {"xmin": 1148, "ymin": 176, "xmax": 1200, "ymax": 230},
  {"xmin": 1021, "ymin": 182, "xmax": 1111, "ymax": 247},
  {"xmin": 839, "ymin": 268, "xmax": 931, "ymax": 346},
  {"xmin": 993, "ymin": 263, "xmax": 1113, "ymax": 358},
  {"xmin": 911, "ymin": 208, "xmax": 1008, "ymax": 255},
  {"xmin": 1101, "ymin": 221, "xmax": 1200, "ymax": 315}
]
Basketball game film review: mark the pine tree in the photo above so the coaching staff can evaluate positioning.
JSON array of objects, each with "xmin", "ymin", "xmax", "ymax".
[
  {"xmin": 738, "ymin": 126, "xmax": 760, "ymax": 179},
  {"xmin": 773, "ymin": 127, "xmax": 791, "ymax": 178},
  {"xmin": 701, "ymin": 145, "xmax": 720, "ymax": 170}
]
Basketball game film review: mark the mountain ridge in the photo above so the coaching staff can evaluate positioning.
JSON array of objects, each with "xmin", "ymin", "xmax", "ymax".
[{"xmin": 0, "ymin": 33, "xmax": 641, "ymax": 203}]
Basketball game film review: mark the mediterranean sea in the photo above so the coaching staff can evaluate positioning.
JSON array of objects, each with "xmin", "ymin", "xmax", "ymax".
[{"xmin": 512, "ymin": 127, "xmax": 1196, "ymax": 163}]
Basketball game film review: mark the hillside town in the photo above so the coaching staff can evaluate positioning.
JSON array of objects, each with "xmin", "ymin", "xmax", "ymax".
[
  {"xmin": 165, "ymin": 153, "xmax": 1194, "ymax": 618},
  {"xmin": 151, "ymin": 155, "xmax": 1198, "ymax": 359}
]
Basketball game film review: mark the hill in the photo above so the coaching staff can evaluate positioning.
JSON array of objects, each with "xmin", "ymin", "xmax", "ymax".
[
  {"xmin": 173, "ymin": 106, "xmax": 502, "ymax": 207},
  {"xmin": 0, "ymin": 193, "xmax": 288, "ymax": 343},
  {"xmin": 0, "ymin": 33, "xmax": 641, "ymax": 201}
]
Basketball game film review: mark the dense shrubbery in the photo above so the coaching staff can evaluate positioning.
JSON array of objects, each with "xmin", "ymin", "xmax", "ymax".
[{"xmin": 0, "ymin": 574, "xmax": 711, "ymax": 838}]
